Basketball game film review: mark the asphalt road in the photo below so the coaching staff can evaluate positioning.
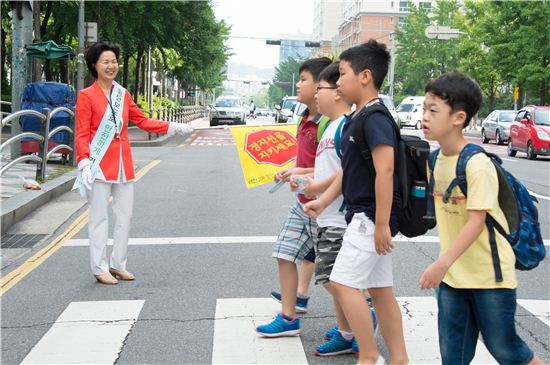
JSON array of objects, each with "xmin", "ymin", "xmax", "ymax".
[{"xmin": 1, "ymin": 116, "xmax": 548, "ymax": 364}]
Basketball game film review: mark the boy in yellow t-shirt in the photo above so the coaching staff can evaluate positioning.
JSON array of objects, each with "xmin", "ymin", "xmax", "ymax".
[{"xmin": 419, "ymin": 72, "xmax": 542, "ymax": 365}]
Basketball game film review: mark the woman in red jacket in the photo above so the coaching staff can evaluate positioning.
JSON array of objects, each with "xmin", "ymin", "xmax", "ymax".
[{"xmin": 74, "ymin": 42, "xmax": 192, "ymax": 285}]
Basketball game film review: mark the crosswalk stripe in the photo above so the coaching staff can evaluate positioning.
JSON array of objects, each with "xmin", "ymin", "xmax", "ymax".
[
  {"xmin": 517, "ymin": 299, "xmax": 550, "ymax": 327},
  {"xmin": 63, "ymin": 235, "xmax": 550, "ymax": 247},
  {"xmin": 212, "ymin": 298, "xmax": 308, "ymax": 364},
  {"xmin": 21, "ymin": 300, "xmax": 145, "ymax": 364},
  {"xmin": 399, "ymin": 297, "xmax": 496, "ymax": 364}
]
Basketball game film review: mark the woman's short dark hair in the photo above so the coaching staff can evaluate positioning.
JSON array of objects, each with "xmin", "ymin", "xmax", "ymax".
[{"xmin": 84, "ymin": 41, "xmax": 120, "ymax": 78}]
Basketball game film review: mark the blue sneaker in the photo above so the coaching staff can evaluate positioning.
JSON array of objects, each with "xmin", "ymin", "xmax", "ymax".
[
  {"xmin": 352, "ymin": 337, "xmax": 358, "ymax": 354},
  {"xmin": 315, "ymin": 331, "xmax": 354, "ymax": 356},
  {"xmin": 256, "ymin": 313, "xmax": 301, "ymax": 337},
  {"xmin": 324, "ymin": 325, "xmax": 339, "ymax": 340},
  {"xmin": 325, "ymin": 307, "xmax": 378, "ymax": 341},
  {"xmin": 270, "ymin": 291, "xmax": 309, "ymax": 313}
]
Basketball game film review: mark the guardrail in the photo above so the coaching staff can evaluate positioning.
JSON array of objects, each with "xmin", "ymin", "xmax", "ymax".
[
  {"xmin": 142, "ymin": 105, "xmax": 203, "ymax": 140},
  {"xmin": 0, "ymin": 107, "xmax": 75, "ymax": 180}
]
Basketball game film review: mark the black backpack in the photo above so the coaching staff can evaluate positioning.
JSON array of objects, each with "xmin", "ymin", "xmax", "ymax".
[{"xmin": 335, "ymin": 103, "xmax": 435, "ymax": 237}]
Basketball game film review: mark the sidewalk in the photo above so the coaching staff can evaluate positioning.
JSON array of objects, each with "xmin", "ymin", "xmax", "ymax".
[{"xmin": 0, "ymin": 117, "xmax": 205, "ymax": 234}]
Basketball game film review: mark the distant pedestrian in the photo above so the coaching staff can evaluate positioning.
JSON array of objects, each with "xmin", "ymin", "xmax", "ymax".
[
  {"xmin": 419, "ymin": 72, "xmax": 543, "ymax": 365},
  {"xmin": 74, "ymin": 41, "xmax": 192, "ymax": 285}
]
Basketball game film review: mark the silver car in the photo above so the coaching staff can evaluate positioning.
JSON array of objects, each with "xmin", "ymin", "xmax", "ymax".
[
  {"xmin": 481, "ymin": 110, "xmax": 516, "ymax": 145},
  {"xmin": 379, "ymin": 94, "xmax": 400, "ymax": 128},
  {"xmin": 210, "ymin": 96, "xmax": 246, "ymax": 126}
]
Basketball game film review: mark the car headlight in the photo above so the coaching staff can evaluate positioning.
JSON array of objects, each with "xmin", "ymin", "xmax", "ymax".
[{"xmin": 537, "ymin": 131, "xmax": 550, "ymax": 140}]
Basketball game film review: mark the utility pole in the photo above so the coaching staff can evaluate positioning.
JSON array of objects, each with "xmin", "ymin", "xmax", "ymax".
[
  {"xmin": 10, "ymin": 1, "xmax": 33, "ymax": 158},
  {"xmin": 147, "ymin": 46, "xmax": 152, "ymax": 113},
  {"xmin": 76, "ymin": 0, "xmax": 85, "ymax": 92},
  {"xmin": 388, "ymin": 33, "xmax": 395, "ymax": 98},
  {"xmin": 291, "ymin": 73, "xmax": 295, "ymax": 96}
]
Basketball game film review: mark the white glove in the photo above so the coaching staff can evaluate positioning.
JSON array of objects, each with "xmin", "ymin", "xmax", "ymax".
[
  {"xmin": 78, "ymin": 159, "xmax": 94, "ymax": 191},
  {"xmin": 168, "ymin": 122, "xmax": 194, "ymax": 137}
]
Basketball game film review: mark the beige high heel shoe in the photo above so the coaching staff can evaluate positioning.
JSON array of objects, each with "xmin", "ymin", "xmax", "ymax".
[
  {"xmin": 109, "ymin": 268, "xmax": 135, "ymax": 281},
  {"xmin": 95, "ymin": 272, "xmax": 118, "ymax": 285}
]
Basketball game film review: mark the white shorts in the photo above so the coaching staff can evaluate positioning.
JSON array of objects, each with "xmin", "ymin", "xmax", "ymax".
[{"xmin": 329, "ymin": 213, "xmax": 393, "ymax": 290}]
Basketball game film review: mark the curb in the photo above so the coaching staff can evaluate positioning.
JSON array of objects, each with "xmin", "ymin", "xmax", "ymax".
[
  {"xmin": 1, "ymin": 171, "xmax": 77, "ymax": 235},
  {"xmin": 130, "ymin": 134, "xmax": 171, "ymax": 147}
]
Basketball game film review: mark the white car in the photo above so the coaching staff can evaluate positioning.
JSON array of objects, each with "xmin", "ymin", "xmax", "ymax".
[
  {"xmin": 210, "ymin": 96, "xmax": 246, "ymax": 126},
  {"xmin": 397, "ymin": 96, "xmax": 425, "ymax": 129},
  {"xmin": 379, "ymin": 94, "xmax": 400, "ymax": 128},
  {"xmin": 275, "ymin": 96, "xmax": 298, "ymax": 123}
]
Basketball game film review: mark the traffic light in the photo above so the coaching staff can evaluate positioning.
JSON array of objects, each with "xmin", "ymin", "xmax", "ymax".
[{"xmin": 266, "ymin": 40, "xmax": 281, "ymax": 45}]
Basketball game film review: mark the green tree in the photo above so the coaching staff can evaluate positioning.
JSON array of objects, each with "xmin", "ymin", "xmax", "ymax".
[
  {"xmin": 268, "ymin": 57, "xmax": 302, "ymax": 107},
  {"xmin": 394, "ymin": 0, "xmax": 462, "ymax": 97},
  {"xmin": 470, "ymin": 1, "xmax": 549, "ymax": 106}
]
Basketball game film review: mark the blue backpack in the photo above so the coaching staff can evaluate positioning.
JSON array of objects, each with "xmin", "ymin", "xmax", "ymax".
[{"xmin": 427, "ymin": 144, "xmax": 545, "ymax": 282}]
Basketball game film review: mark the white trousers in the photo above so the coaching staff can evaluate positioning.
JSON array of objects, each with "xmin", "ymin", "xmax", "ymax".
[{"xmin": 87, "ymin": 181, "xmax": 134, "ymax": 275}]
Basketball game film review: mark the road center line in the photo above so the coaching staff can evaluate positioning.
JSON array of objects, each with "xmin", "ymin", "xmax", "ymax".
[{"xmin": 0, "ymin": 160, "xmax": 162, "ymax": 297}]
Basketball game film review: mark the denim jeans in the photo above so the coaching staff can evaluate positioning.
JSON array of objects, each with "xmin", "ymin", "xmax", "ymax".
[{"xmin": 437, "ymin": 282, "xmax": 534, "ymax": 365}]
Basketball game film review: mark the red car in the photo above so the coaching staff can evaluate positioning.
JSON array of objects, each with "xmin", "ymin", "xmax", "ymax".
[{"xmin": 508, "ymin": 105, "xmax": 550, "ymax": 160}]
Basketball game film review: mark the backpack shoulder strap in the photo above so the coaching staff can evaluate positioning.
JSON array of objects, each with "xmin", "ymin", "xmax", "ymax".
[
  {"xmin": 425, "ymin": 148, "xmax": 440, "ymax": 220},
  {"xmin": 354, "ymin": 103, "xmax": 399, "ymax": 176},
  {"xmin": 317, "ymin": 115, "xmax": 331, "ymax": 142},
  {"xmin": 296, "ymin": 115, "xmax": 303, "ymax": 132},
  {"xmin": 333, "ymin": 115, "xmax": 348, "ymax": 159},
  {"xmin": 443, "ymin": 144, "xmax": 485, "ymax": 203}
]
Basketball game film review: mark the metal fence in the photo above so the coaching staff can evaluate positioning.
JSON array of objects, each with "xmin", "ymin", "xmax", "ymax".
[
  {"xmin": 0, "ymin": 107, "xmax": 75, "ymax": 180},
  {"xmin": 144, "ymin": 105, "xmax": 203, "ymax": 140}
]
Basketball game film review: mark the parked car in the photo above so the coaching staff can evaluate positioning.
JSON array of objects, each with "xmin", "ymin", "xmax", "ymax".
[
  {"xmin": 379, "ymin": 94, "xmax": 400, "ymax": 128},
  {"xmin": 481, "ymin": 110, "xmax": 516, "ymax": 144},
  {"xmin": 275, "ymin": 96, "xmax": 298, "ymax": 123},
  {"xmin": 210, "ymin": 96, "xmax": 246, "ymax": 126},
  {"xmin": 291, "ymin": 102, "xmax": 307, "ymax": 123},
  {"xmin": 508, "ymin": 105, "xmax": 550, "ymax": 160},
  {"xmin": 396, "ymin": 96, "xmax": 425, "ymax": 129}
]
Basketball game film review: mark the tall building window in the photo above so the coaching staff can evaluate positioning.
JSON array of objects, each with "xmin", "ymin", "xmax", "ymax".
[
  {"xmin": 399, "ymin": 1, "xmax": 410, "ymax": 12},
  {"xmin": 390, "ymin": 16, "xmax": 394, "ymax": 24},
  {"xmin": 420, "ymin": 1, "xmax": 432, "ymax": 12}
]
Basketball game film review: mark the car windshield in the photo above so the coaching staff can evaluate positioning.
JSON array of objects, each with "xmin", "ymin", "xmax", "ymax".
[
  {"xmin": 534, "ymin": 110, "xmax": 550, "ymax": 126},
  {"xmin": 397, "ymin": 103, "xmax": 414, "ymax": 112},
  {"xmin": 499, "ymin": 111, "xmax": 516, "ymax": 123},
  {"xmin": 215, "ymin": 99, "xmax": 240, "ymax": 108},
  {"xmin": 282, "ymin": 99, "xmax": 297, "ymax": 110},
  {"xmin": 296, "ymin": 103, "xmax": 307, "ymax": 115}
]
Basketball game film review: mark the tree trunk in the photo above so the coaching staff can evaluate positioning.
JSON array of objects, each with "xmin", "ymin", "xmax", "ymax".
[
  {"xmin": 488, "ymin": 77, "xmax": 495, "ymax": 112},
  {"xmin": 60, "ymin": 58, "xmax": 68, "ymax": 83},
  {"xmin": 140, "ymin": 53, "xmax": 146, "ymax": 97},
  {"xmin": 133, "ymin": 49, "xmax": 143, "ymax": 103},
  {"xmin": 32, "ymin": 1, "xmax": 42, "ymax": 82},
  {"xmin": 1, "ymin": 22, "xmax": 7, "ymax": 92},
  {"xmin": 44, "ymin": 59, "xmax": 53, "ymax": 81},
  {"xmin": 122, "ymin": 53, "xmax": 129, "ymax": 88}
]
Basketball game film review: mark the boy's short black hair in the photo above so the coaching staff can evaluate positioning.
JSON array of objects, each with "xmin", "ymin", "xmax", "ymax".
[
  {"xmin": 299, "ymin": 57, "xmax": 333, "ymax": 82},
  {"xmin": 84, "ymin": 41, "xmax": 120, "ymax": 78},
  {"xmin": 339, "ymin": 40, "xmax": 389, "ymax": 89},
  {"xmin": 318, "ymin": 62, "xmax": 340, "ymax": 87},
  {"xmin": 425, "ymin": 72, "xmax": 482, "ymax": 128}
]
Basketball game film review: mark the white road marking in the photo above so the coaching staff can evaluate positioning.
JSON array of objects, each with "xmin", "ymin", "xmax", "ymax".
[
  {"xmin": 517, "ymin": 299, "xmax": 550, "ymax": 327},
  {"xmin": 63, "ymin": 235, "xmax": 550, "ymax": 247},
  {"xmin": 529, "ymin": 190, "xmax": 550, "ymax": 201},
  {"xmin": 212, "ymin": 298, "xmax": 307, "ymax": 364},
  {"xmin": 21, "ymin": 300, "xmax": 145, "ymax": 364},
  {"xmin": 399, "ymin": 297, "xmax": 496, "ymax": 364}
]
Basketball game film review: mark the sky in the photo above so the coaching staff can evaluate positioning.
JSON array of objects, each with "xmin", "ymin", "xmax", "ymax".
[{"xmin": 212, "ymin": 0, "xmax": 314, "ymax": 71}]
